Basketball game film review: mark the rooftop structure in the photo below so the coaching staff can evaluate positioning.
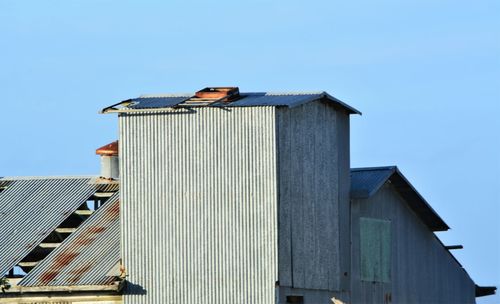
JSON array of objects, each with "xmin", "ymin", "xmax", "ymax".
[{"xmin": 0, "ymin": 86, "xmax": 495, "ymax": 304}]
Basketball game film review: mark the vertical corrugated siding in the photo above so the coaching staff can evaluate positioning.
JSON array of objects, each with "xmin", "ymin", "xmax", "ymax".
[
  {"xmin": 276, "ymin": 102, "xmax": 343, "ymax": 292},
  {"xmin": 119, "ymin": 107, "xmax": 278, "ymax": 304},
  {"xmin": 351, "ymin": 183, "xmax": 476, "ymax": 303}
]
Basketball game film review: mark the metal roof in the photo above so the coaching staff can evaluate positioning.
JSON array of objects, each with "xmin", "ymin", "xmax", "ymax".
[
  {"xmin": 0, "ymin": 177, "xmax": 112, "ymax": 277},
  {"xmin": 350, "ymin": 166, "xmax": 449, "ymax": 231},
  {"xmin": 19, "ymin": 192, "xmax": 120, "ymax": 286},
  {"xmin": 101, "ymin": 92, "xmax": 361, "ymax": 114}
]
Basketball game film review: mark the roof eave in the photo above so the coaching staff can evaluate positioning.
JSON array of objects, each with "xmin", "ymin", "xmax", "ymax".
[
  {"xmin": 3, "ymin": 280, "xmax": 123, "ymax": 294},
  {"xmin": 350, "ymin": 166, "xmax": 450, "ymax": 232},
  {"xmin": 390, "ymin": 168, "xmax": 450, "ymax": 231},
  {"xmin": 322, "ymin": 92, "xmax": 362, "ymax": 115}
]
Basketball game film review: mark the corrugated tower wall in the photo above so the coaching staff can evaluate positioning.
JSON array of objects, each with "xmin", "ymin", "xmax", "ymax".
[
  {"xmin": 276, "ymin": 102, "xmax": 351, "ymax": 302},
  {"xmin": 351, "ymin": 183, "xmax": 476, "ymax": 304},
  {"xmin": 119, "ymin": 107, "xmax": 278, "ymax": 304}
]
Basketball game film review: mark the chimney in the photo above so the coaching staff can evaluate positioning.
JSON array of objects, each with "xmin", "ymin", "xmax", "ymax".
[{"xmin": 96, "ymin": 141, "xmax": 119, "ymax": 179}]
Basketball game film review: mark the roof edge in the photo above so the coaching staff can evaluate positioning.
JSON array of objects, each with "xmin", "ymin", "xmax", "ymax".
[
  {"xmin": 322, "ymin": 92, "xmax": 361, "ymax": 115},
  {"xmin": 390, "ymin": 167, "xmax": 450, "ymax": 231},
  {"xmin": 100, "ymin": 91, "xmax": 362, "ymax": 114},
  {"xmin": 350, "ymin": 166, "xmax": 449, "ymax": 231},
  {"xmin": 0, "ymin": 175, "xmax": 97, "ymax": 181},
  {"xmin": 351, "ymin": 166, "xmax": 397, "ymax": 199},
  {"xmin": 3, "ymin": 280, "xmax": 122, "ymax": 294}
]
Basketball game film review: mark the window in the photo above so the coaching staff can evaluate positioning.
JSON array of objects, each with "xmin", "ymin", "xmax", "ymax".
[{"xmin": 360, "ymin": 217, "xmax": 391, "ymax": 283}]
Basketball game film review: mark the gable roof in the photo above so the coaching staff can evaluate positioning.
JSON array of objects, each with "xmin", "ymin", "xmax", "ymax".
[
  {"xmin": 101, "ymin": 91, "xmax": 361, "ymax": 114},
  {"xmin": 19, "ymin": 192, "xmax": 120, "ymax": 287},
  {"xmin": 350, "ymin": 166, "xmax": 449, "ymax": 231}
]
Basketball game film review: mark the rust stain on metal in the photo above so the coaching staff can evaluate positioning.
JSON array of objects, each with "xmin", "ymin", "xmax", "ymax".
[
  {"xmin": 39, "ymin": 271, "xmax": 58, "ymax": 285},
  {"xmin": 75, "ymin": 237, "xmax": 95, "ymax": 246},
  {"xmin": 68, "ymin": 264, "xmax": 93, "ymax": 284},
  {"xmin": 26, "ymin": 195, "xmax": 121, "ymax": 286},
  {"xmin": 53, "ymin": 252, "xmax": 79, "ymax": 268},
  {"xmin": 88, "ymin": 226, "xmax": 106, "ymax": 234},
  {"xmin": 107, "ymin": 201, "xmax": 120, "ymax": 217}
]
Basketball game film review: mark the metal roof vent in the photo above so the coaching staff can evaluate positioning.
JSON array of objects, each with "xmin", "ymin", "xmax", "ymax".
[{"xmin": 96, "ymin": 141, "xmax": 119, "ymax": 180}]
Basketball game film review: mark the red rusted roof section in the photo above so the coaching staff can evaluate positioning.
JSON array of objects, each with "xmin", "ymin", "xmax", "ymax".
[
  {"xmin": 195, "ymin": 87, "xmax": 239, "ymax": 100},
  {"xmin": 96, "ymin": 141, "xmax": 118, "ymax": 156}
]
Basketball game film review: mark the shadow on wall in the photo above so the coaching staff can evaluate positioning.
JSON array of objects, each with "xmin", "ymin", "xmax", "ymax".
[{"xmin": 124, "ymin": 281, "xmax": 148, "ymax": 295}]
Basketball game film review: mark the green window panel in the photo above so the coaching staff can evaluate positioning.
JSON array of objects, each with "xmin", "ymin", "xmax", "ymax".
[{"xmin": 360, "ymin": 217, "xmax": 391, "ymax": 283}]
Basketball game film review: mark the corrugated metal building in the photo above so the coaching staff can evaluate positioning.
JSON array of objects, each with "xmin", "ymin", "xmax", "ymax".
[
  {"xmin": 103, "ymin": 88, "xmax": 359, "ymax": 303},
  {"xmin": 0, "ymin": 153, "xmax": 122, "ymax": 303},
  {"xmin": 101, "ymin": 87, "xmax": 495, "ymax": 303},
  {"xmin": 350, "ymin": 167, "xmax": 483, "ymax": 303},
  {"xmin": 0, "ymin": 86, "xmax": 495, "ymax": 303}
]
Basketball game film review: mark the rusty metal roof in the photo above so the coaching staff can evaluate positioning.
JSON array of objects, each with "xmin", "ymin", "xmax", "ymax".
[
  {"xmin": 0, "ymin": 177, "xmax": 102, "ymax": 277},
  {"xmin": 19, "ymin": 192, "xmax": 120, "ymax": 286},
  {"xmin": 351, "ymin": 166, "xmax": 449, "ymax": 231},
  {"xmin": 101, "ymin": 91, "xmax": 361, "ymax": 114}
]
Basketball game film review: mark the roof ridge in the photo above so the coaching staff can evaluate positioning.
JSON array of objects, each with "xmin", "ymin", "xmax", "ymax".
[{"xmin": 138, "ymin": 91, "xmax": 326, "ymax": 98}]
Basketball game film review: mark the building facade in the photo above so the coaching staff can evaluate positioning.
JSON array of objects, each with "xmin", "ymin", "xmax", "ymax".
[{"xmin": 110, "ymin": 89, "xmax": 359, "ymax": 303}]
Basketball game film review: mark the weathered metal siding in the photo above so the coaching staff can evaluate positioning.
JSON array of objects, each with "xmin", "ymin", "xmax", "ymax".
[
  {"xmin": 119, "ymin": 107, "xmax": 278, "ymax": 304},
  {"xmin": 276, "ymin": 102, "xmax": 350, "ymax": 295},
  {"xmin": 351, "ymin": 183, "xmax": 476, "ymax": 304}
]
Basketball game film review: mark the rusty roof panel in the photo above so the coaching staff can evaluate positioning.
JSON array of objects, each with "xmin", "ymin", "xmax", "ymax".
[
  {"xmin": 0, "ymin": 177, "xmax": 100, "ymax": 278},
  {"xmin": 19, "ymin": 192, "xmax": 120, "ymax": 286}
]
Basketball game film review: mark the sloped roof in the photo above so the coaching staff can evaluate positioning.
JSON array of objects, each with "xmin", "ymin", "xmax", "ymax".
[
  {"xmin": 350, "ymin": 166, "xmax": 449, "ymax": 231},
  {"xmin": 0, "ymin": 177, "xmax": 102, "ymax": 277},
  {"xmin": 19, "ymin": 192, "xmax": 120, "ymax": 287},
  {"xmin": 101, "ymin": 91, "xmax": 361, "ymax": 114},
  {"xmin": 0, "ymin": 176, "xmax": 118, "ymax": 277}
]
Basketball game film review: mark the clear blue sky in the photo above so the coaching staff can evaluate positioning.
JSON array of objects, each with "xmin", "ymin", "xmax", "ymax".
[{"xmin": 1, "ymin": 1, "xmax": 498, "ymax": 302}]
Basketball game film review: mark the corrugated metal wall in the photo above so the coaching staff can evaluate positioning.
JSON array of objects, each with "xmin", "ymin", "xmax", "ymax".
[
  {"xmin": 351, "ymin": 183, "xmax": 476, "ymax": 304},
  {"xmin": 0, "ymin": 295, "xmax": 122, "ymax": 303},
  {"xmin": 119, "ymin": 107, "xmax": 278, "ymax": 304},
  {"xmin": 276, "ymin": 102, "xmax": 350, "ymax": 295}
]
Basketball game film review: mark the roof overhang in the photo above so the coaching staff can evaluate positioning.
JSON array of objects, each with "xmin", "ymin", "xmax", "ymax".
[{"xmin": 351, "ymin": 166, "xmax": 449, "ymax": 232}]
